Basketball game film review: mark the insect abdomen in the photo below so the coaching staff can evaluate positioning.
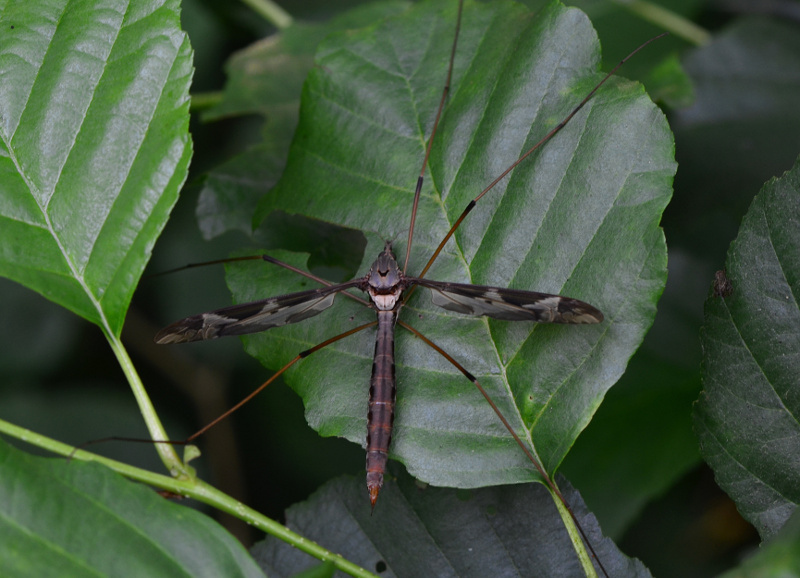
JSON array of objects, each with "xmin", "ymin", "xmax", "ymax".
[{"xmin": 365, "ymin": 310, "xmax": 397, "ymax": 507}]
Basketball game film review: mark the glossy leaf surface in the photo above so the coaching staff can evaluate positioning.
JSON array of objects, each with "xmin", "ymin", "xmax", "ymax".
[
  {"xmin": 0, "ymin": 0, "xmax": 192, "ymax": 336},
  {"xmin": 225, "ymin": 0, "xmax": 675, "ymax": 490}
]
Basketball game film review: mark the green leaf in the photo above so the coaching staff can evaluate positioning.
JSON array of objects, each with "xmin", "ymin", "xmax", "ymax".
[
  {"xmin": 0, "ymin": 438, "xmax": 264, "ymax": 578},
  {"xmin": 225, "ymin": 0, "xmax": 674, "ymax": 492},
  {"xmin": 251, "ymin": 467, "xmax": 651, "ymax": 577},
  {"xmin": 717, "ymin": 508, "xmax": 800, "ymax": 578},
  {"xmin": 202, "ymin": 1, "xmax": 410, "ymax": 123},
  {"xmin": 643, "ymin": 52, "xmax": 695, "ymax": 109},
  {"xmin": 197, "ymin": 2, "xmax": 410, "ymax": 240},
  {"xmin": 562, "ymin": 250, "xmax": 710, "ymax": 539},
  {"xmin": 695, "ymin": 156, "xmax": 800, "ymax": 540},
  {"xmin": 0, "ymin": 0, "xmax": 192, "ymax": 337}
]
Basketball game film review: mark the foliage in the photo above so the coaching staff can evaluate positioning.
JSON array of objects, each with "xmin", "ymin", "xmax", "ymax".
[{"xmin": 1, "ymin": 0, "xmax": 799, "ymax": 576}]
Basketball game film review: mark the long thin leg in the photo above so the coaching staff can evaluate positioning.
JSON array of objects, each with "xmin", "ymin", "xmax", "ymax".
[
  {"xmin": 84, "ymin": 320, "xmax": 379, "ymax": 460},
  {"xmin": 153, "ymin": 253, "xmax": 372, "ymax": 309},
  {"xmin": 148, "ymin": 255, "xmax": 269, "ymax": 278},
  {"xmin": 259, "ymin": 254, "xmax": 371, "ymax": 308},
  {"xmin": 185, "ymin": 320, "xmax": 377, "ymax": 442},
  {"xmin": 397, "ymin": 319, "xmax": 609, "ymax": 578},
  {"xmin": 402, "ymin": 0, "xmax": 465, "ymax": 275},
  {"xmin": 414, "ymin": 32, "xmax": 668, "ymax": 281},
  {"xmin": 103, "ymin": 322, "xmax": 377, "ymax": 447}
]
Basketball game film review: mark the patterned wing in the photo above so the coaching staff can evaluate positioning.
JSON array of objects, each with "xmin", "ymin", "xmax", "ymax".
[
  {"xmin": 155, "ymin": 280, "xmax": 362, "ymax": 344},
  {"xmin": 414, "ymin": 279, "xmax": 603, "ymax": 324}
]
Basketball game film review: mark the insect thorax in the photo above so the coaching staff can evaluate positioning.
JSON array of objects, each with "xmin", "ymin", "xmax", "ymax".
[{"xmin": 366, "ymin": 243, "xmax": 404, "ymax": 311}]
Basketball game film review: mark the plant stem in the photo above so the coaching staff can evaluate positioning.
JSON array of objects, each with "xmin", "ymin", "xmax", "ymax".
[
  {"xmin": 190, "ymin": 91, "xmax": 223, "ymax": 113},
  {"xmin": 616, "ymin": 0, "xmax": 711, "ymax": 45},
  {"xmin": 550, "ymin": 484, "xmax": 598, "ymax": 578},
  {"xmin": 106, "ymin": 333, "xmax": 187, "ymax": 477},
  {"xmin": 0, "ymin": 419, "xmax": 377, "ymax": 578},
  {"xmin": 241, "ymin": 0, "xmax": 293, "ymax": 29}
]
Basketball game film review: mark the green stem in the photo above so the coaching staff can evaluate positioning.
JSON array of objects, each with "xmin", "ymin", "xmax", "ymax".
[
  {"xmin": 241, "ymin": 0, "xmax": 293, "ymax": 29},
  {"xmin": 616, "ymin": 0, "xmax": 711, "ymax": 46},
  {"xmin": 0, "ymin": 419, "xmax": 376, "ymax": 578},
  {"xmin": 550, "ymin": 484, "xmax": 598, "ymax": 578},
  {"xmin": 106, "ymin": 333, "xmax": 187, "ymax": 477},
  {"xmin": 190, "ymin": 91, "xmax": 223, "ymax": 113}
]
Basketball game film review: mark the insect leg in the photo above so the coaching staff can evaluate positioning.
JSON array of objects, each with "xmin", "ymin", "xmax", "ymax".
[
  {"xmin": 152, "ymin": 253, "xmax": 370, "ymax": 308},
  {"xmin": 397, "ymin": 319, "xmax": 609, "ymax": 578},
  {"xmin": 402, "ymin": 0, "xmax": 464, "ymax": 274},
  {"xmin": 147, "ymin": 255, "xmax": 268, "ymax": 278},
  {"xmin": 183, "ymin": 321, "xmax": 377, "ymax": 442},
  {"xmin": 259, "ymin": 254, "xmax": 370, "ymax": 307},
  {"xmin": 414, "ymin": 32, "xmax": 668, "ymax": 282}
]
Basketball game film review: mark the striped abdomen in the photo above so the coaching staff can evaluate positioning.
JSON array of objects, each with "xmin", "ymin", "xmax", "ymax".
[{"xmin": 365, "ymin": 310, "xmax": 397, "ymax": 507}]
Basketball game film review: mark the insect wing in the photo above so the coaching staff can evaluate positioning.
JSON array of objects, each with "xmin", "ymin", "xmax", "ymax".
[
  {"xmin": 415, "ymin": 279, "xmax": 603, "ymax": 324},
  {"xmin": 155, "ymin": 280, "xmax": 360, "ymax": 344}
]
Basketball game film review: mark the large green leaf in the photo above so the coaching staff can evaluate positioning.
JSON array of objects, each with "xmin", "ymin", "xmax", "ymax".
[
  {"xmin": 695, "ymin": 156, "xmax": 800, "ymax": 540},
  {"xmin": 223, "ymin": 0, "xmax": 674, "ymax": 492},
  {"xmin": 0, "ymin": 0, "xmax": 192, "ymax": 337},
  {"xmin": 0, "ymin": 438, "xmax": 264, "ymax": 578},
  {"xmin": 196, "ymin": 2, "xmax": 410, "ymax": 240},
  {"xmin": 252, "ymin": 467, "xmax": 650, "ymax": 578}
]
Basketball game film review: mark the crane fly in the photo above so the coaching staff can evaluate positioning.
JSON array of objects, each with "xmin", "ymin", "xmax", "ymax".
[
  {"xmin": 156, "ymin": 241, "xmax": 603, "ymax": 502},
  {"xmin": 156, "ymin": 0, "xmax": 672, "ymax": 572}
]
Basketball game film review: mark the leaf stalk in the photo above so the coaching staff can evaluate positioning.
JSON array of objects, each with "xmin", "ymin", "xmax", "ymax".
[{"xmin": 0, "ymin": 419, "xmax": 376, "ymax": 578}]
